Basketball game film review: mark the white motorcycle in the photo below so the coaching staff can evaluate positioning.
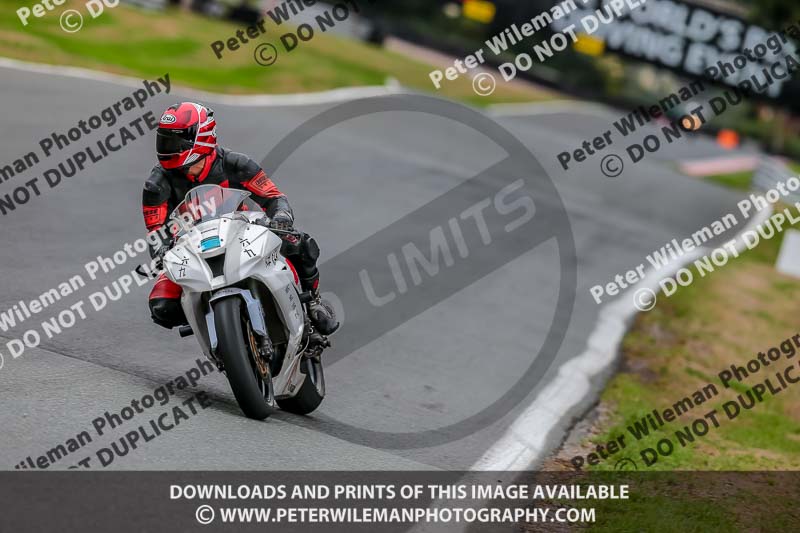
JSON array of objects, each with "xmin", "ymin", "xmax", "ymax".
[{"xmin": 159, "ymin": 184, "xmax": 329, "ymax": 420}]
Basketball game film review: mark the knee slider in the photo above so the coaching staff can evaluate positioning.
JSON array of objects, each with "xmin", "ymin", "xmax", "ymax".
[{"xmin": 150, "ymin": 298, "xmax": 185, "ymax": 328}]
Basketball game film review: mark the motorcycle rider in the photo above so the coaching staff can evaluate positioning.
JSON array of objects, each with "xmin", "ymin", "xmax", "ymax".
[{"xmin": 142, "ymin": 102, "xmax": 339, "ymax": 335}]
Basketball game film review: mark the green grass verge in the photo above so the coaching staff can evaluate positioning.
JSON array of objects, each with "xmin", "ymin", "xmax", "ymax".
[
  {"xmin": 559, "ymin": 205, "xmax": 800, "ymax": 529},
  {"xmin": 703, "ymin": 161, "xmax": 800, "ymax": 191},
  {"xmin": 705, "ymin": 169, "xmax": 754, "ymax": 191},
  {"xmin": 584, "ymin": 208, "xmax": 800, "ymax": 472},
  {"xmin": 0, "ymin": 0, "xmax": 553, "ymax": 104}
]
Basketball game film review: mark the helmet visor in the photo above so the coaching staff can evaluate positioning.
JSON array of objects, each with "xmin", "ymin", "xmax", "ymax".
[{"xmin": 156, "ymin": 126, "xmax": 197, "ymax": 156}]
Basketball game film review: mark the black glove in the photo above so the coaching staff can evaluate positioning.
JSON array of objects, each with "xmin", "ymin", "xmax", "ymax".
[{"xmin": 269, "ymin": 211, "xmax": 294, "ymax": 232}]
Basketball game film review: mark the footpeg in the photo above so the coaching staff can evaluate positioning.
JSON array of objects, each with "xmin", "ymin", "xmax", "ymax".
[
  {"xmin": 178, "ymin": 326, "xmax": 194, "ymax": 338},
  {"xmin": 298, "ymin": 291, "xmax": 313, "ymax": 304},
  {"xmin": 305, "ymin": 332, "xmax": 330, "ymax": 356}
]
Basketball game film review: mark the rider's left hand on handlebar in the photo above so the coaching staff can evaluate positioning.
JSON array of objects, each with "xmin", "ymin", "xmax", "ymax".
[{"xmin": 268, "ymin": 210, "xmax": 294, "ymax": 232}]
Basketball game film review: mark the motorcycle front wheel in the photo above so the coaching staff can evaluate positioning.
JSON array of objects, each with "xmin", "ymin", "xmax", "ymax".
[
  {"xmin": 213, "ymin": 297, "xmax": 274, "ymax": 420},
  {"xmin": 277, "ymin": 356, "xmax": 325, "ymax": 415}
]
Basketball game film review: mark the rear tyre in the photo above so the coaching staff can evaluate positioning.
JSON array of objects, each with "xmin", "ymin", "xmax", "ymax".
[
  {"xmin": 277, "ymin": 358, "xmax": 325, "ymax": 415},
  {"xmin": 214, "ymin": 297, "xmax": 272, "ymax": 420}
]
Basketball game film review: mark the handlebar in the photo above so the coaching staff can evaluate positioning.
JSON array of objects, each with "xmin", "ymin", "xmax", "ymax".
[{"xmin": 268, "ymin": 227, "xmax": 302, "ymax": 238}]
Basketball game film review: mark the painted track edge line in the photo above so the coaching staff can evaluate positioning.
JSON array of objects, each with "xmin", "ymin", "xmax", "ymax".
[
  {"xmin": 488, "ymin": 100, "xmax": 612, "ymax": 118},
  {"xmin": 470, "ymin": 203, "xmax": 775, "ymax": 471}
]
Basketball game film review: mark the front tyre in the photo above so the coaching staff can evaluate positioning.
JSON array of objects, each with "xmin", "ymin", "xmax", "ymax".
[
  {"xmin": 214, "ymin": 298, "xmax": 273, "ymax": 420},
  {"xmin": 277, "ymin": 357, "xmax": 325, "ymax": 415}
]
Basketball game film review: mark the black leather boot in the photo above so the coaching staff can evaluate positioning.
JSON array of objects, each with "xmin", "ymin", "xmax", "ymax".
[{"xmin": 307, "ymin": 287, "xmax": 339, "ymax": 335}]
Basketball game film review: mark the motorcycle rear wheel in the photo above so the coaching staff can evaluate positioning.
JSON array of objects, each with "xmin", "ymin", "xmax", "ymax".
[{"xmin": 214, "ymin": 298, "xmax": 274, "ymax": 420}]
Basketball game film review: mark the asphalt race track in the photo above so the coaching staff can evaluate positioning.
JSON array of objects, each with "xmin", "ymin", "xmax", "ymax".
[{"xmin": 0, "ymin": 66, "xmax": 749, "ymax": 471}]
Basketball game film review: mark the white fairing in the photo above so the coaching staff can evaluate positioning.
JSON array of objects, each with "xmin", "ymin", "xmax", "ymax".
[{"xmin": 163, "ymin": 213, "xmax": 308, "ymax": 398}]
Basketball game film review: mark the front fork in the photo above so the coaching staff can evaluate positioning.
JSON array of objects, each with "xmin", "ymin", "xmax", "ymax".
[
  {"xmin": 206, "ymin": 288, "xmax": 268, "ymax": 353},
  {"xmin": 206, "ymin": 288, "xmax": 273, "ymax": 376}
]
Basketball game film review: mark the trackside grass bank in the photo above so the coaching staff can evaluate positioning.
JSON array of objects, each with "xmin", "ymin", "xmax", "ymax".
[
  {"xmin": 536, "ymin": 199, "xmax": 800, "ymax": 530},
  {"xmin": 0, "ymin": 0, "xmax": 551, "ymax": 105},
  {"xmin": 706, "ymin": 161, "xmax": 800, "ymax": 191},
  {"xmin": 565, "ymin": 207, "xmax": 800, "ymax": 472},
  {"xmin": 585, "ymin": 225, "xmax": 800, "ymax": 472}
]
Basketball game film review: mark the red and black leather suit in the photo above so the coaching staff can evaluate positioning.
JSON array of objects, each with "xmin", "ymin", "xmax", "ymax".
[{"xmin": 142, "ymin": 146, "xmax": 320, "ymax": 329}]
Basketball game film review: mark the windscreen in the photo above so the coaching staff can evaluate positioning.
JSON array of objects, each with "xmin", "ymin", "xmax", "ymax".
[{"xmin": 168, "ymin": 184, "xmax": 262, "ymax": 234}]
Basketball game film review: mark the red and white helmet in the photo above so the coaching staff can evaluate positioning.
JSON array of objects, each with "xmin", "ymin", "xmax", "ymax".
[{"xmin": 156, "ymin": 102, "xmax": 217, "ymax": 170}]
